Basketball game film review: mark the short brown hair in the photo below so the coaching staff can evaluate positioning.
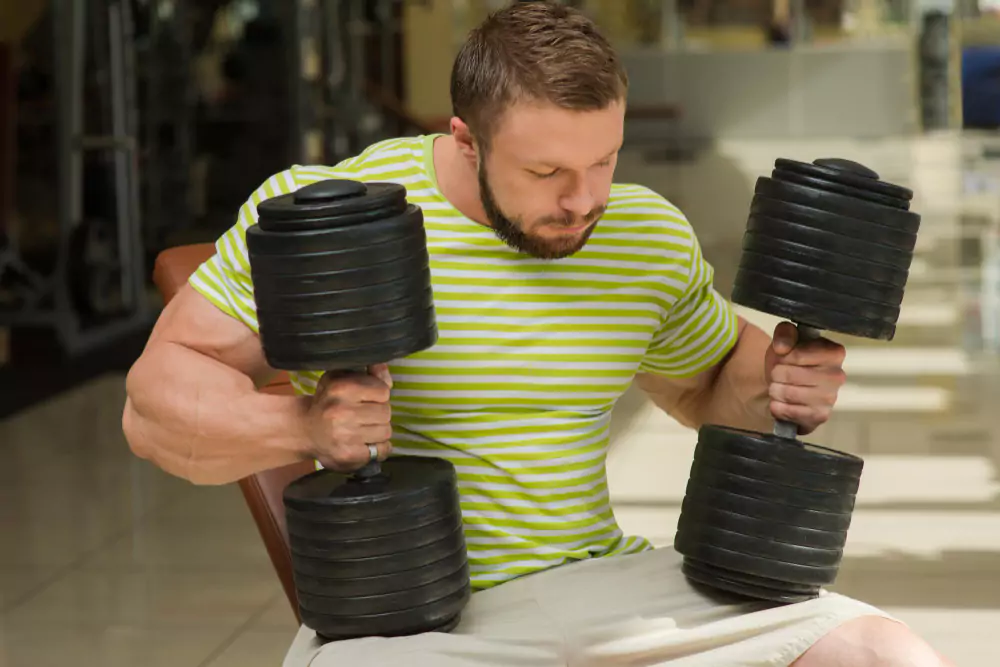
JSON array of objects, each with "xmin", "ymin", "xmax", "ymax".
[{"xmin": 450, "ymin": 2, "xmax": 628, "ymax": 149}]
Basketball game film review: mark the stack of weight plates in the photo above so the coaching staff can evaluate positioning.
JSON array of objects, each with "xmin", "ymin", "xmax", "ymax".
[
  {"xmin": 675, "ymin": 425, "xmax": 863, "ymax": 603},
  {"xmin": 284, "ymin": 456, "xmax": 471, "ymax": 640},
  {"xmin": 731, "ymin": 157, "xmax": 920, "ymax": 341},
  {"xmin": 247, "ymin": 178, "xmax": 438, "ymax": 371}
]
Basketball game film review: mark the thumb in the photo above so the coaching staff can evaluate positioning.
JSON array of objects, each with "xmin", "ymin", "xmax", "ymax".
[
  {"xmin": 368, "ymin": 363, "xmax": 394, "ymax": 389},
  {"xmin": 772, "ymin": 321, "xmax": 798, "ymax": 356}
]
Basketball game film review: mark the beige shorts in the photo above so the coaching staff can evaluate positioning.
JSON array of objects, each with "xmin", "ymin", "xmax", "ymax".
[{"xmin": 283, "ymin": 547, "xmax": 895, "ymax": 667}]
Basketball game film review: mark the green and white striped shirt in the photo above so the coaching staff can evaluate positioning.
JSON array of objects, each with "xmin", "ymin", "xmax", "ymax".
[{"xmin": 190, "ymin": 134, "xmax": 739, "ymax": 591}]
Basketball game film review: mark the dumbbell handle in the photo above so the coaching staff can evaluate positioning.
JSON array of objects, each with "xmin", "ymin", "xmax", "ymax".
[
  {"xmin": 333, "ymin": 366, "xmax": 385, "ymax": 482},
  {"xmin": 772, "ymin": 323, "xmax": 822, "ymax": 440}
]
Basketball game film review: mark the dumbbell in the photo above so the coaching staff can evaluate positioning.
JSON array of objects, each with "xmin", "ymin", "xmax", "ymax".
[
  {"xmin": 246, "ymin": 179, "xmax": 471, "ymax": 641},
  {"xmin": 674, "ymin": 158, "xmax": 920, "ymax": 603}
]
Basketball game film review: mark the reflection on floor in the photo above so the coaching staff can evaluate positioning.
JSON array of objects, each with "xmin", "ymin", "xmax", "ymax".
[{"xmin": 1, "ymin": 131, "xmax": 998, "ymax": 665}]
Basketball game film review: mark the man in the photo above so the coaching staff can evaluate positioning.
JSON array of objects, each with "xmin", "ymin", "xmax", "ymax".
[{"xmin": 123, "ymin": 3, "xmax": 952, "ymax": 666}]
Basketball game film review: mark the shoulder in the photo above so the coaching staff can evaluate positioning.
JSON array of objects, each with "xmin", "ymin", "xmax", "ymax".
[
  {"xmin": 289, "ymin": 136, "xmax": 430, "ymax": 189},
  {"xmin": 605, "ymin": 183, "xmax": 696, "ymax": 242},
  {"xmin": 232, "ymin": 135, "xmax": 432, "ymax": 219},
  {"xmin": 596, "ymin": 184, "xmax": 700, "ymax": 268}
]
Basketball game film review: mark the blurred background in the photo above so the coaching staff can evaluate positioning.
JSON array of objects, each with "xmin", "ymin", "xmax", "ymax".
[{"xmin": 1, "ymin": 0, "xmax": 999, "ymax": 665}]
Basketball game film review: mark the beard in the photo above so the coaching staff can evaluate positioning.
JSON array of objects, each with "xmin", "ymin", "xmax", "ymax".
[{"xmin": 477, "ymin": 160, "xmax": 604, "ymax": 260}]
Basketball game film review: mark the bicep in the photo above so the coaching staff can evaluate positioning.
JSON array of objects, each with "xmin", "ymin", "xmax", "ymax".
[
  {"xmin": 149, "ymin": 284, "xmax": 276, "ymax": 388},
  {"xmin": 635, "ymin": 316, "xmax": 748, "ymax": 428},
  {"xmin": 633, "ymin": 367, "xmax": 718, "ymax": 429}
]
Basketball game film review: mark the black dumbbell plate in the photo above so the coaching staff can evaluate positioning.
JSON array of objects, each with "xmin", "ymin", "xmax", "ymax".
[
  {"xmin": 301, "ymin": 583, "xmax": 470, "ymax": 641},
  {"xmin": 686, "ymin": 462, "xmax": 856, "ymax": 514},
  {"xmin": 679, "ymin": 499, "xmax": 847, "ymax": 550},
  {"xmin": 682, "ymin": 559, "xmax": 819, "ymax": 603},
  {"xmin": 773, "ymin": 158, "xmax": 914, "ymax": 209},
  {"xmin": 730, "ymin": 289, "xmax": 896, "ymax": 341},
  {"xmin": 674, "ymin": 531, "xmax": 839, "ymax": 586},
  {"xmin": 287, "ymin": 493, "xmax": 457, "ymax": 539},
  {"xmin": 298, "ymin": 560, "xmax": 470, "ymax": 617},
  {"xmin": 733, "ymin": 269, "xmax": 900, "ymax": 323},
  {"xmin": 693, "ymin": 446, "xmax": 860, "ymax": 496},
  {"xmin": 741, "ymin": 232, "xmax": 908, "ymax": 288},
  {"xmin": 683, "ymin": 484, "xmax": 853, "ymax": 533},
  {"xmin": 676, "ymin": 523, "xmax": 843, "ymax": 568},
  {"xmin": 284, "ymin": 457, "xmax": 457, "ymax": 516},
  {"xmin": 247, "ymin": 206, "xmax": 423, "ymax": 255},
  {"xmin": 263, "ymin": 324, "xmax": 439, "ymax": 371},
  {"xmin": 255, "ymin": 273, "xmax": 431, "ymax": 315},
  {"xmin": 698, "ymin": 425, "xmax": 863, "ymax": 478},
  {"xmin": 259, "ymin": 289, "xmax": 434, "ymax": 335},
  {"xmin": 292, "ymin": 543, "xmax": 467, "ymax": 598},
  {"xmin": 257, "ymin": 181, "xmax": 409, "ymax": 230},
  {"xmin": 752, "ymin": 196, "xmax": 916, "ymax": 251},
  {"xmin": 746, "ymin": 215, "xmax": 913, "ymax": 271},
  {"xmin": 754, "ymin": 179, "xmax": 918, "ymax": 236},
  {"xmin": 738, "ymin": 252, "xmax": 904, "ymax": 307},
  {"xmin": 248, "ymin": 231, "xmax": 427, "ymax": 275},
  {"xmin": 261, "ymin": 307, "xmax": 435, "ymax": 354},
  {"xmin": 289, "ymin": 511, "xmax": 463, "ymax": 560},
  {"xmin": 252, "ymin": 251, "xmax": 429, "ymax": 299},
  {"xmin": 293, "ymin": 525, "xmax": 466, "ymax": 579}
]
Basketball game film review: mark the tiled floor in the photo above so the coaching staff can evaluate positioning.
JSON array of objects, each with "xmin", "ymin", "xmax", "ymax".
[{"xmin": 1, "ymin": 130, "xmax": 999, "ymax": 665}]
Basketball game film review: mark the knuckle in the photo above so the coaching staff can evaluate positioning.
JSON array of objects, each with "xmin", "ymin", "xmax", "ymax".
[{"xmin": 768, "ymin": 383, "xmax": 784, "ymax": 401}]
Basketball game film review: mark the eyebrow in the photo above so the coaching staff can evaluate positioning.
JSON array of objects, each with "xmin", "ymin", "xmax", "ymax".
[{"xmin": 531, "ymin": 144, "xmax": 622, "ymax": 169}]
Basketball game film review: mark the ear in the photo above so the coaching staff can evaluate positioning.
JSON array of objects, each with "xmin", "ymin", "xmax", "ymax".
[{"xmin": 450, "ymin": 117, "xmax": 480, "ymax": 166}]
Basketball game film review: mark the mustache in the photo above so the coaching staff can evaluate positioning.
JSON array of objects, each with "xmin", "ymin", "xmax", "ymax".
[{"xmin": 540, "ymin": 206, "xmax": 606, "ymax": 228}]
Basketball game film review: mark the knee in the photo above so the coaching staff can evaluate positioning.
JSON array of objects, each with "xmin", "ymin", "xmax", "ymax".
[{"xmin": 796, "ymin": 615, "xmax": 951, "ymax": 667}]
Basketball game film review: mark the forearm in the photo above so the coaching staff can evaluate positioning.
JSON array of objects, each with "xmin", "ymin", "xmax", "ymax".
[
  {"xmin": 695, "ymin": 319, "xmax": 773, "ymax": 432},
  {"xmin": 123, "ymin": 341, "xmax": 313, "ymax": 485}
]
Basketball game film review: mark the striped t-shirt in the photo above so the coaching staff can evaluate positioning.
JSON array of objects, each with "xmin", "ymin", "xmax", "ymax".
[{"xmin": 189, "ymin": 134, "xmax": 739, "ymax": 591}]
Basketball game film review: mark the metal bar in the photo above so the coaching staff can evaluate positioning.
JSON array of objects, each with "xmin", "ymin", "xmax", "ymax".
[
  {"xmin": 0, "ymin": 43, "xmax": 14, "ymax": 239},
  {"xmin": 108, "ymin": 0, "xmax": 135, "ymax": 307},
  {"xmin": 52, "ymin": 0, "xmax": 87, "ymax": 347},
  {"xmin": 61, "ymin": 310, "xmax": 153, "ymax": 355},
  {"xmin": 120, "ymin": 0, "xmax": 147, "ymax": 317}
]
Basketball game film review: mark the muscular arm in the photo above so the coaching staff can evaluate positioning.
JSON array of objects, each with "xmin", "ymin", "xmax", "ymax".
[
  {"xmin": 636, "ymin": 316, "xmax": 773, "ymax": 433},
  {"xmin": 122, "ymin": 284, "xmax": 313, "ymax": 485}
]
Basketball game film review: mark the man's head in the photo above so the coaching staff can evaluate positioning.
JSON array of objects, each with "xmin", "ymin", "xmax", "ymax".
[{"xmin": 449, "ymin": 2, "xmax": 628, "ymax": 259}]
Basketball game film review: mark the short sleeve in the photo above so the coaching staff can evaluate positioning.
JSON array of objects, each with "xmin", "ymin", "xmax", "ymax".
[
  {"xmin": 187, "ymin": 169, "xmax": 305, "ymax": 331},
  {"xmin": 638, "ymin": 229, "xmax": 739, "ymax": 378}
]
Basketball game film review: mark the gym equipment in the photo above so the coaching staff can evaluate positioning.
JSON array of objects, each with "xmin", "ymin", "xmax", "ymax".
[
  {"xmin": 247, "ymin": 179, "xmax": 470, "ymax": 641},
  {"xmin": 675, "ymin": 158, "xmax": 920, "ymax": 603}
]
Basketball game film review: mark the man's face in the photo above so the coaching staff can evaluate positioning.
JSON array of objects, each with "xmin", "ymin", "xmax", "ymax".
[{"xmin": 475, "ymin": 100, "xmax": 624, "ymax": 259}]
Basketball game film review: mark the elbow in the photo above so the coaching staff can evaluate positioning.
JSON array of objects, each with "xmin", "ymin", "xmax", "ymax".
[{"xmin": 122, "ymin": 400, "xmax": 231, "ymax": 486}]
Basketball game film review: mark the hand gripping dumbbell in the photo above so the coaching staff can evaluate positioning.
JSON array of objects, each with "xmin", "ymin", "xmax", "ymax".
[
  {"xmin": 674, "ymin": 158, "xmax": 920, "ymax": 603},
  {"xmin": 246, "ymin": 180, "xmax": 471, "ymax": 641}
]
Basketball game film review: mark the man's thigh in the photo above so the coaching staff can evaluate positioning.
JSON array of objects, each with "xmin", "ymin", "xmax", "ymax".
[{"xmin": 285, "ymin": 548, "xmax": 895, "ymax": 667}]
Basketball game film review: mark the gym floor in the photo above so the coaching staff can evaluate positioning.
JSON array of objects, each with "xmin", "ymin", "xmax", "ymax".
[{"xmin": 1, "ymin": 131, "xmax": 998, "ymax": 666}]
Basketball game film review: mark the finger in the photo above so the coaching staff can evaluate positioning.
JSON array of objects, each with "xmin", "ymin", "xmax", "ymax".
[
  {"xmin": 781, "ymin": 339, "xmax": 846, "ymax": 367},
  {"xmin": 769, "ymin": 400, "xmax": 830, "ymax": 430},
  {"xmin": 320, "ymin": 373, "xmax": 392, "ymax": 403},
  {"xmin": 358, "ymin": 422, "xmax": 393, "ymax": 444},
  {"xmin": 769, "ymin": 381, "xmax": 838, "ymax": 407},
  {"xmin": 372, "ymin": 440, "xmax": 393, "ymax": 461},
  {"xmin": 316, "ymin": 438, "xmax": 388, "ymax": 472},
  {"xmin": 352, "ymin": 401, "xmax": 392, "ymax": 426},
  {"xmin": 369, "ymin": 363, "xmax": 393, "ymax": 389},
  {"xmin": 769, "ymin": 363, "xmax": 846, "ymax": 388},
  {"xmin": 771, "ymin": 321, "xmax": 799, "ymax": 356}
]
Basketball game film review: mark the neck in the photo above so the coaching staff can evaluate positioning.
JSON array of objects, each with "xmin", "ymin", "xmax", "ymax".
[{"xmin": 433, "ymin": 134, "xmax": 490, "ymax": 227}]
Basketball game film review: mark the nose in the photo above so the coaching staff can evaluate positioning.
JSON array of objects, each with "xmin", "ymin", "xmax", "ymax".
[{"xmin": 559, "ymin": 176, "xmax": 596, "ymax": 219}]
